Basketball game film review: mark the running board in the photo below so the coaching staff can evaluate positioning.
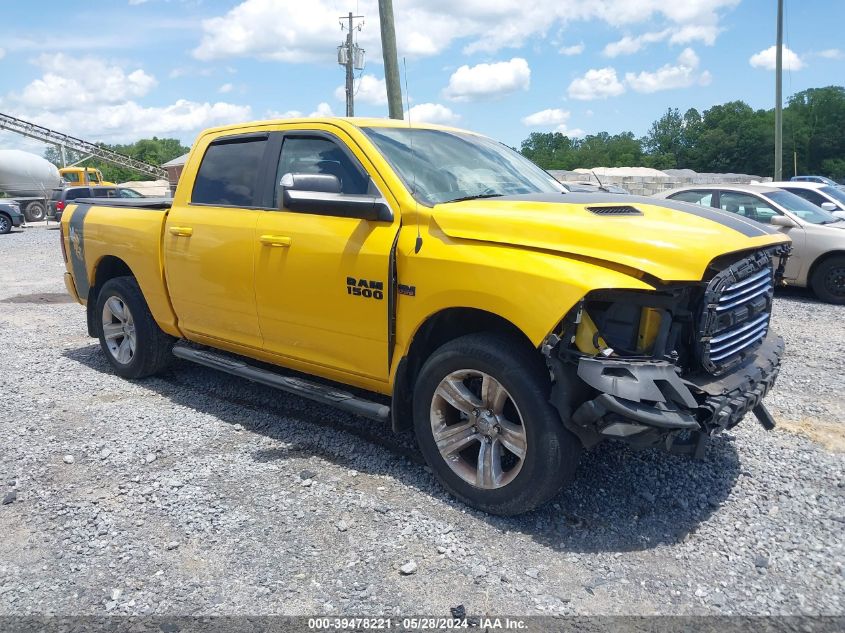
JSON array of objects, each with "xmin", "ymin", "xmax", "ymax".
[{"xmin": 172, "ymin": 345, "xmax": 391, "ymax": 422}]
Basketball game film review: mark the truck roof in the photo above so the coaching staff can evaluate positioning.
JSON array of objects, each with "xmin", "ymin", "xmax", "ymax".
[{"xmin": 198, "ymin": 116, "xmax": 476, "ymax": 139}]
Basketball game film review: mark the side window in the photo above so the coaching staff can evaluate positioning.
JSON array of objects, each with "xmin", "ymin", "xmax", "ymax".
[
  {"xmin": 192, "ymin": 136, "xmax": 268, "ymax": 207},
  {"xmin": 276, "ymin": 136, "xmax": 368, "ymax": 207},
  {"xmin": 787, "ymin": 188, "xmax": 825, "ymax": 206},
  {"xmin": 719, "ymin": 191, "xmax": 781, "ymax": 224},
  {"xmin": 669, "ymin": 190, "xmax": 713, "ymax": 206},
  {"xmin": 64, "ymin": 173, "xmax": 80, "ymax": 184},
  {"xmin": 66, "ymin": 188, "xmax": 89, "ymax": 200}
]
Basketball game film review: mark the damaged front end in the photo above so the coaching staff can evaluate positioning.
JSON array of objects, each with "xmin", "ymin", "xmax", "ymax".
[{"xmin": 544, "ymin": 245, "xmax": 790, "ymax": 458}]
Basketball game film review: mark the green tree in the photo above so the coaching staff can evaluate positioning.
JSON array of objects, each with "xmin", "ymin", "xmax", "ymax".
[
  {"xmin": 642, "ymin": 108, "xmax": 684, "ymax": 169},
  {"xmin": 43, "ymin": 137, "xmax": 189, "ymax": 182}
]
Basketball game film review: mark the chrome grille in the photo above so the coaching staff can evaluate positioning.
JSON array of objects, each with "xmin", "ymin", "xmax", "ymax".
[{"xmin": 698, "ymin": 252, "xmax": 775, "ymax": 375}]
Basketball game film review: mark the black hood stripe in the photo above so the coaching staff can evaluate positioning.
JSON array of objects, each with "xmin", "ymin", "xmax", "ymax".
[{"xmin": 492, "ymin": 193, "xmax": 776, "ymax": 239}]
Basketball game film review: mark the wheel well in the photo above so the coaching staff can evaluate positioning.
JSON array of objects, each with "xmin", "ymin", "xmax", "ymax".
[
  {"xmin": 807, "ymin": 250, "xmax": 845, "ymax": 285},
  {"xmin": 86, "ymin": 256, "xmax": 135, "ymax": 337},
  {"xmin": 391, "ymin": 308, "xmax": 536, "ymax": 432}
]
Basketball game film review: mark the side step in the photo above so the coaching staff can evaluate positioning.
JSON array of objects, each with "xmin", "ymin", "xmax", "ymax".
[{"xmin": 172, "ymin": 345, "xmax": 391, "ymax": 422}]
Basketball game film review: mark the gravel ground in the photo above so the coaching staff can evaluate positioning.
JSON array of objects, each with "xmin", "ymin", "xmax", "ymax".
[{"xmin": 0, "ymin": 223, "xmax": 843, "ymax": 617}]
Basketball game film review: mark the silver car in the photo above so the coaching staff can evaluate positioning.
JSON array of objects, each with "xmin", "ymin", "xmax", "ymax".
[{"xmin": 655, "ymin": 184, "xmax": 845, "ymax": 303}]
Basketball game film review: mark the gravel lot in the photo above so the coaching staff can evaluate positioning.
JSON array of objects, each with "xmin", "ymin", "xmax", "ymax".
[{"xmin": 0, "ymin": 223, "xmax": 843, "ymax": 617}]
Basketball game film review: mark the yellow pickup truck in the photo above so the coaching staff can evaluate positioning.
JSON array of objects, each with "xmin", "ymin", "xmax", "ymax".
[{"xmin": 60, "ymin": 118, "xmax": 791, "ymax": 515}]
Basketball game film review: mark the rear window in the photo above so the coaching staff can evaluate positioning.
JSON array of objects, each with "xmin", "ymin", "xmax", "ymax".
[
  {"xmin": 192, "ymin": 136, "xmax": 268, "ymax": 207},
  {"xmin": 93, "ymin": 188, "xmax": 117, "ymax": 197}
]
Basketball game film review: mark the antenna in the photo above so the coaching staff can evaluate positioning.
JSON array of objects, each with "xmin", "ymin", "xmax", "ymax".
[
  {"xmin": 403, "ymin": 57, "xmax": 423, "ymax": 254},
  {"xmin": 591, "ymin": 169, "xmax": 609, "ymax": 193}
]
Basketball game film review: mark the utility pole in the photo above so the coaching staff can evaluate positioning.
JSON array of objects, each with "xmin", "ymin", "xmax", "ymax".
[
  {"xmin": 378, "ymin": 0, "xmax": 404, "ymax": 119},
  {"xmin": 338, "ymin": 12, "xmax": 365, "ymax": 117},
  {"xmin": 774, "ymin": 0, "xmax": 784, "ymax": 180}
]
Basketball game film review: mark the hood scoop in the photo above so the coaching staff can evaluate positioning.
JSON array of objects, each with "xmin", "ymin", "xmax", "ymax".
[{"xmin": 586, "ymin": 205, "xmax": 643, "ymax": 216}]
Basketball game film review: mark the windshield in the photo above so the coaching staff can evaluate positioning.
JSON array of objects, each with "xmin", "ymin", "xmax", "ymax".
[
  {"xmin": 762, "ymin": 190, "xmax": 840, "ymax": 224},
  {"xmin": 362, "ymin": 127, "xmax": 564, "ymax": 205},
  {"xmin": 821, "ymin": 186, "xmax": 845, "ymax": 206}
]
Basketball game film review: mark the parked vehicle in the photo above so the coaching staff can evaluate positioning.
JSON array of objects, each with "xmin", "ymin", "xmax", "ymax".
[
  {"xmin": 0, "ymin": 149, "xmax": 62, "ymax": 221},
  {"xmin": 0, "ymin": 199, "xmax": 25, "ymax": 234},
  {"xmin": 767, "ymin": 181, "xmax": 845, "ymax": 219},
  {"xmin": 657, "ymin": 184, "xmax": 845, "ymax": 303},
  {"xmin": 50, "ymin": 186, "xmax": 135, "ymax": 221},
  {"xmin": 790, "ymin": 175, "xmax": 840, "ymax": 186},
  {"xmin": 61, "ymin": 118, "xmax": 791, "ymax": 515}
]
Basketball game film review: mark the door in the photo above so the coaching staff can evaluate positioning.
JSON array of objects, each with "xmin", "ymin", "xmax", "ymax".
[
  {"xmin": 253, "ymin": 130, "xmax": 399, "ymax": 380},
  {"xmin": 164, "ymin": 132, "xmax": 271, "ymax": 348},
  {"xmin": 717, "ymin": 190, "xmax": 804, "ymax": 281}
]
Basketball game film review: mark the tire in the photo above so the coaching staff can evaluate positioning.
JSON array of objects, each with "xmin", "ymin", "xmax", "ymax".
[
  {"xmin": 810, "ymin": 256, "xmax": 845, "ymax": 304},
  {"xmin": 0, "ymin": 213, "xmax": 11, "ymax": 235},
  {"xmin": 413, "ymin": 332, "xmax": 581, "ymax": 515},
  {"xmin": 96, "ymin": 276, "xmax": 175, "ymax": 379},
  {"xmin": 24, "ymin": 201, "xmax": 46, "ymax": 222}
]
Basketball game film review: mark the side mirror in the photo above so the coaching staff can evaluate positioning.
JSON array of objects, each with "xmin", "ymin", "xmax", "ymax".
[
  {"xmin": 770, "ymin": 215, "xmax": 798, "ymax": 228},
  {"xmin": 821, "ymin": 201, "xmax": 838, "ymax": 212},
  {"xmin": 280, "ymin": 172, "xmax": 393, "ymax": 222}
]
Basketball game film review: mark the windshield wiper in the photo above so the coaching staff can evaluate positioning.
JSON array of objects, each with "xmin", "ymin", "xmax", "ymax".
[{"xmin": 445, "ymin": 193, "xmax": 504, "ymax": 203}]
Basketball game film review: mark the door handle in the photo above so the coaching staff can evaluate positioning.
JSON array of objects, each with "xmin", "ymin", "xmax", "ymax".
[
  {"xmin": 260, "ymin": 234, "xmax": 292, "ymax": 247},
  {"xmin": 169, "ymin": 226, "xmax": 193, "ymax": 237}
]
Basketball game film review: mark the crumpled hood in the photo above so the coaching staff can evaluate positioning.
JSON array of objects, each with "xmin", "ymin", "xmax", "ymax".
[{"xmin": 432, "ymin": 193, "xmax": 791, "ymax": 282}]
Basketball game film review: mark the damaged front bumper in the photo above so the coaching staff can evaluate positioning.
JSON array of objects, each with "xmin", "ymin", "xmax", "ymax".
[{"xmin": 562, "ymin": 333, "xmax": 784, "ymax": 456}]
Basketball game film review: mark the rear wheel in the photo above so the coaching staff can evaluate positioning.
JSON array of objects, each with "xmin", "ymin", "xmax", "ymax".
[
  {"xmin": 96, "ymin": 277, "xmax": 175, "ymax": 378},
  {"xmin": 810, "ymin": 256, "xmax": 845, "ymax": 304},
  {"xmin": 413, "ymin": 332, "xmax": 581, "ymax": 515},
  {"xmin": 0, "ymin": 213, "xmax": 11, "ymax": 235},
  {"xmin": 24, "ymin": 201, "xmax": 46, "ymax": 222}
]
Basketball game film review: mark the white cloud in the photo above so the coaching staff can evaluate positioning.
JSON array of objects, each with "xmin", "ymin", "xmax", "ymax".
[
  {"xmin": 192, "ymin": 0, "xmax": 738, "ymax": 62},
  {"xmin": 128, "ymin": 0, "xmax": 149, "ymax": 4},
  {"xmin": 335, "ymin": 74, "xmax": 387, "ymax": 106},
  {"xmin": 3, "ymin": 54, "xmax": 250, "ymax": 143},
  {"xmin": 443, "ymin": 58, "xmax": 530, "ymax": 102},
  {"xmin": 818, "ymin": 48, "xmax": 843, "ymax": 59},
  {"xmin": 567, "ymin": 67, "xmax": 626, "ymax": 101},
  {"xmin": 669, "ymin": 24, "xmax": 720, "ymax": 45},
  {"xmin": 405, "ymin": 103, "xmax": 460, "ymax": 125},
  {"xmin": 749, "ymin": 45, "xmax": 804, "ymax": 71},
  {"xmin": 625, "ymin": 47, "xmax": 711, "ymax": 93},
  {"xmin": 11, "ymin": 54, "xmax": 156, "ymax": 110},
  {"xmin": 559, "ymin": 43, "xmax": 585, "ymax": 56},
  {"xmin": 311, "ymin": 102, "xmax": 335, "ymax": 117},
  {"xmin": 264, "ymin": 102, "xmax": 335, "ymax": 119},
  {"xmin": 17, "ymin": 100, "xmax": 252, "ymax": 143},
  {"xmin": 218, "ymin": 83, "xmax": 234, "ymax": 94},
  {"xmin": 0, "ymin": 48, "xmax": 5, "ymax": 60},
  {"xmin": 603, "ymin": 29, "xmax": 669, "ymax": 57},
  {"xmin": 521, "ymin": 108, "xmax": 583, "ymax": 137}
]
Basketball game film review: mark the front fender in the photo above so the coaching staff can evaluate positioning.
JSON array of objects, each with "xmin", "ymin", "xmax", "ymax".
[{"xmin": 393, "ymin": 226, "xmax": 655, "ymax": 368}]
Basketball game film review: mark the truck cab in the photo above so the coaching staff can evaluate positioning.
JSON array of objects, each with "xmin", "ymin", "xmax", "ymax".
[{"xmin": 60, "ymin": 166, "xmax": 113, "ymax": 187}]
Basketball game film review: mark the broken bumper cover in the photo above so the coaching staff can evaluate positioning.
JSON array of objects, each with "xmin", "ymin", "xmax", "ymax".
[{"xmin": 571, "ymin": 333, "xmax": 784, "ymax": 442}]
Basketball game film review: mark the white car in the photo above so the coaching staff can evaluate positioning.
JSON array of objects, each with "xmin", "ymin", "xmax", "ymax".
[{"xmin": 768, "ymin": 181, "xmax": 845, "ymax": 219}]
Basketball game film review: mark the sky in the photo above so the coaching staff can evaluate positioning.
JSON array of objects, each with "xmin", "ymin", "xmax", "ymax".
[{"xmin": 0, "ymin": 0, "xmax": 843, "ymax": 157}]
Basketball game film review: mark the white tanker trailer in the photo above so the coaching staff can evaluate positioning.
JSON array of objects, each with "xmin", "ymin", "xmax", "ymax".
[{"xmin": 0, "ymin": 150, "xmax": 63, "ymax": 221}]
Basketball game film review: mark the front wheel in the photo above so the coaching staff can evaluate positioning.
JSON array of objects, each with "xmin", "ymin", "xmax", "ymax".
[
  {"xmin": 413, "ymin": 332, "xmax": 581, "ymax": 515},
  {"xmin": 810, "ymin": 256, "xmax": 845, "ymax": 304},
  {"xmin": 96, "ymin": 276, "xmax": 175, "ymax": 379}
]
